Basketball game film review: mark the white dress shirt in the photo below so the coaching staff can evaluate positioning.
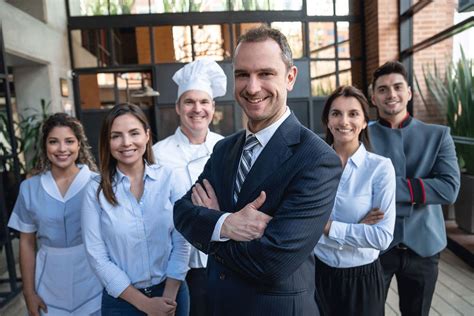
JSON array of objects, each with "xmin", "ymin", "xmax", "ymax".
[
  {"xmin": 81, "ymin": 164, "xmax": 190, "ymax": 298},
  {"xmin": 212, "ymin": 107, "xmax": 291, "ymax": 241},
  {"xmin": 314, "ymin": 143, "xmax": 396, "ymax": 268},
  {"xmin": 153, "ymin": 127, "xmax": 223, "ymax": 268}
]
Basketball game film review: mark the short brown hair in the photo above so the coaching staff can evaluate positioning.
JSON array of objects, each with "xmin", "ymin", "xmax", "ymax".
[
  {"xmin": 235, "ymin": 25, "xmax": 293, "ymax": 70},
  {"xmin": 372, "ymin": 61, "xmax": 409, "ymax": 90},
  {"xmin": 322, "ymin": 85, "xmax": 372, "ymax": 150}
]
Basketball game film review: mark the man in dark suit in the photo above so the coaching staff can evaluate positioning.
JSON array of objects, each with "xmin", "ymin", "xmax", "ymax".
[{"xmin": 173, "ymin": 26, "xmax": 342, "ymax": 316}]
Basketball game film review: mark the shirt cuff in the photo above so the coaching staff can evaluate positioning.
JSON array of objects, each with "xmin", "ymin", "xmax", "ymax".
[
  {"xmin": 106, "ymin": 275, "xmax": 132, "ymax": 298},
  {"xmin": 410, "ymin": 178, "xmax": 426, "ymax": 204},
  {"xmin": 328, "ymin": 221, "xmax": 347, "ymax": 246},
  {"xmin": 211, "ymin": 213, "xmax": 231, "ymax": 242}
]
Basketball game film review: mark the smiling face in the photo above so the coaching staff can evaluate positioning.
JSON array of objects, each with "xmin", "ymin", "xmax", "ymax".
[
  {"xmin": 233, "ymin": 39, "xmax": 297, "ymax": 132},
  {"xmin": 372, "ymin": 73, "xmax": 412, "ymax": 121},
  {"xmin": 46, "ymin": 126, "xmax": 80, "ymax": 172},
  {"xmin": 176, "ymin": 89, "xmax": 215, "ymax": 142},
  {"xmin": 327, "ymin": 96, "xmax": 368, "ymax": 148},
  {"xmin": 109, "ymin": 113, "xmax": 150, "ymax": 171}
]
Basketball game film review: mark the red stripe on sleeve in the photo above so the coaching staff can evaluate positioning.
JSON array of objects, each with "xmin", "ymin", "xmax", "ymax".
[{"xmin": 407, "ymin": 178, "xmax": 414, "ymax": 204}]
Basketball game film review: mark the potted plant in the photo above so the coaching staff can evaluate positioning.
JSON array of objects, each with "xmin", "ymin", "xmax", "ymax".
[
  {"xmin": 418, "ymin": 49, "xmax": 474, "ymax": 233},
  {"xmin": 0, "ymin": 99, "xmax": 50, "ymax": 213}
]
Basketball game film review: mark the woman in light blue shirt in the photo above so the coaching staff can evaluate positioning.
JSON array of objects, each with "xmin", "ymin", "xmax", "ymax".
[
  {"xmin": 314, "ymin": 86, "xmax": 396, "ymax": 316},
  {"xmin": 81, "ymin": 103, "xmax": 190, "ymax": 316},
  {"xmin": 8, "ymin": 113, "xmax": 102, "ymax": 316}
]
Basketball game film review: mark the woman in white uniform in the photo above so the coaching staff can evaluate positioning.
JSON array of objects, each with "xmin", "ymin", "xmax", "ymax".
[
  {"xmin": 81, "ymin": 103, "xmax": 190, "ymax": 316},
  {"xmin": 8, "ymin": 113, "xmax": 102, "ymax": 316},
  {"xmin": 314, "ymin": 85, "xmax": 396, "ymax": 316}
]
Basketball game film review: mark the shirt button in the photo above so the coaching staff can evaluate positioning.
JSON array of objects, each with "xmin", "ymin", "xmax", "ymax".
[{"xmin": 219, "ymin": 272, "xmax": 226, "ymax": 280}]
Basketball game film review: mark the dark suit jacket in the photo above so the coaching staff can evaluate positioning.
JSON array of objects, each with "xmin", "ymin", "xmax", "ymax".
[{"xmin": 174, "ymin": 113, "xmax": 342, "ymax": 316}]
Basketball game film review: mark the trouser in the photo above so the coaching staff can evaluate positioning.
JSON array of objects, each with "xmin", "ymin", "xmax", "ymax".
[
  {"xmin": 101, "ymin": 281, "xmax": 189, "ymax": 316},
  {"xmin": 315, "ymin": 256, "xmax": 385, "ymax": 316},
  {"xmin": 186, "ymin": 268, "xmax": 208, "ymax": 316},
  {"xmin": 380, "ymin": 246, "xmax": 440, "ymax": 316}
]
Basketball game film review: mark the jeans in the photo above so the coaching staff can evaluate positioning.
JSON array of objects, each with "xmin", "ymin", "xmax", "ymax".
[{"xmin": 102, "ymin": 281, "xmax": 190, "ymax": 316}]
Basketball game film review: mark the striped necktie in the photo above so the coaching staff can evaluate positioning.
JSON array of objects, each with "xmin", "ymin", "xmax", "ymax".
[{"xmin": 234, "ymin": 134, "xmax": 260, "ymax": 203}]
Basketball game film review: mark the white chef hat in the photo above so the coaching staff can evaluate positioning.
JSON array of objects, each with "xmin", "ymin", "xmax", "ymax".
[{"xmin": 172, "ymin": 58, "xmax": 227, "ymax": 101}]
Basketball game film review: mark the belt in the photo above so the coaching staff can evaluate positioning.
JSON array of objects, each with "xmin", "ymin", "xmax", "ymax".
[
  {"xmin": 138, "ymin": 282, "xmax": 164, "ymax": 298},
  {"xmin": 395, "ymin": 243, "xmax": 409, "ymax": 250}
]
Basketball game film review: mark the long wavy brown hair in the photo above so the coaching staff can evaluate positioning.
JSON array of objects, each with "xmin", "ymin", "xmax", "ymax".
[
  {"xmin": 321, "ymin": 85, "xmax": 372, "ymax": 151},
  {"xmin": 33, "ymin": 112, "xmax": 97, "ymax": 175},
  {"xmin": 98, "ymin": 103, "xmax": 155, "ymax": 206}
]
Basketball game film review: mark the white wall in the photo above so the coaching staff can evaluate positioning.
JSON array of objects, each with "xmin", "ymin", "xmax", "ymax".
[{"xmin": 0, "ymin": 0, "xmax": 71, "ymax": 114}]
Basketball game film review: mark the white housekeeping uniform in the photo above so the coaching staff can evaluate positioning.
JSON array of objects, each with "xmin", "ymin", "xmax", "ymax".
[
  {"xmin": 153, "ymin": 127, "xmax": 223, "ymax": 268},
  {"xmin": 8, "ymin": 165, "xmax": 102, "ymax": 315}
]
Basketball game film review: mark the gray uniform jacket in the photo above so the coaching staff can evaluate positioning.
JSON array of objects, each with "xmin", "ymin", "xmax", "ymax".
[{"xmin": 369, "ymin": 116, "xmax": 460, "ymax": 257}]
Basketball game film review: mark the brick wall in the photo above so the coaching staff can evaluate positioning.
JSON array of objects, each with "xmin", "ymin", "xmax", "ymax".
[{"xmin": 363, "ymin": 0, "xmax": 455, "ymax": 124}]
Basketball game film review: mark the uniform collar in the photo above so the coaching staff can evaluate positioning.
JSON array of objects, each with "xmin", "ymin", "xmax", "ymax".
[
  {"xmin": 41, "ymin": 164, "xmax": 91, "ymax": 202},
  {"xmin": 378, "ymin": 113, "xmax": 412, "ymax": 129},
  {"xmin": 175, "ymin": 127, "xmax": 212, "ymax": 152}
]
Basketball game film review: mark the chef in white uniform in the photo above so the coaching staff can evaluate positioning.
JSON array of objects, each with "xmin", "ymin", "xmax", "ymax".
[{"xmin": 152, "ymin": 58, "xmax": 226, "ymax": 316}]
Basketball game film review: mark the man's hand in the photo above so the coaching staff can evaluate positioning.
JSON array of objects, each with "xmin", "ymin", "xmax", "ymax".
[
  {"xmin": 359, "ymin": 208, "xmax": 384, "ymax": 225},
  {"xmin": 191, "ymin": 179, "xmax": 220, "ymax": 210},
  {"xmin": 221, "ymin": 191, "xmax": 272, "ymax": 241}
]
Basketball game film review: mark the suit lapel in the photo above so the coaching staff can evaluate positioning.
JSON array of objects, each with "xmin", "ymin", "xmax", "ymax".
[
  {"xmin": 237, "ymin": 114, "xmax": 301, "ymax": 207},
  {"xmin": 222, "ymin": 131, "xmax": 246, "ymax": 212}
]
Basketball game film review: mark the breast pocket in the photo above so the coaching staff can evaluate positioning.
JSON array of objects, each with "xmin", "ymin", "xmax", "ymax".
[{"xmin": 333, "ymin": 193, "xmax": 372, "ymax": 223}]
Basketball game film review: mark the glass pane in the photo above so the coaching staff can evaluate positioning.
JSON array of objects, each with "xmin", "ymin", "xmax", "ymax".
[
  {"xmin": 270, "ymin": 0, "xmax": 302, "ymax": 10},
  {"xmin": 113, "ymin": 28, "xmax": 139, "ymax": 65},
  {"xmin": 71, "ymin": 30, "xmax": 100, "ymax": 68},
  {"xmin": 193, "ymin": 25, "xmax": 225, "ymax": 61},
  {"xmin": 119, "ymin": 72, "xmax": 156, "ymax": 106},
  {"xmin": 309, "ymin": 23, "xmax": 335, "ymax": 59},
  {"xmin": 81, "ymin": 0, "xmax": 110, "ymax": 16},
  {"xmin": 211, "ymin": 104, "xmax": 235, "ymax": 136},
  {"xmin": 336, "ymin": 22, "xmax": 350, "ymax": 58},
  {"xmin": 156, "ymin": 106, "xmax": 180, "ymax": 141},
  {"xmin": 311, "ymin": 61, "xmax": 336, "ymax": 96},
  {"xmin": 232, "ymin": 0, "xmax": 270, "ymax": 11},
  {"xmin": 173, "ymin": 26, "xmax": 193, "ymax": 63},
  {"xmin": 153, "ymin": 0, "xmax": 190, "ymax": 13},
  {"xmin": 338, "ymin": 60, "xmax": 352, "ymax": 86},
  {"xmin": 271, "ymin": 22, "xmax": 303, "ymax": 59},
  {"xmin": 335, "ymin": 0, "xmax": 349, "ymax": 15},
  {"xmin": 79, "ymin": 74, "xmax": 102, "ymax": 109},
  {"xmin": 190, "ymin": 0, "xmax": 229, "ymax": 12},
  {"xmin": 307, "ymin": 0, "xmax": 333, "ymax": 16}
]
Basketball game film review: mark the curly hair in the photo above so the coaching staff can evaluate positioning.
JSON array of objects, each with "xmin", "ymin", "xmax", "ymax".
[{"xmin": 32, "ymin": 112, "xmax": 97, "ymax": 175}]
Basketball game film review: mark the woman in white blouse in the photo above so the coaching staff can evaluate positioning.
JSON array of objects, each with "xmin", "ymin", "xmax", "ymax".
[
  {"xmin": 314, "ymin": 85, "xmax": 396, "ymax": 316},
  {"xmin": 81, "ymin": 103, "xmax": 190, "ymax": 316}
]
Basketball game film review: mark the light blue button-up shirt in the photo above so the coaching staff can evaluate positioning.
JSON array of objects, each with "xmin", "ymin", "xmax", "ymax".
[
  {"xmin": 81, "ymin": 164, "xmax": 190, "ymax": 298},
  {"xmin": 314, "ymin": 144, "xmax": 396, "ymax": 268}
]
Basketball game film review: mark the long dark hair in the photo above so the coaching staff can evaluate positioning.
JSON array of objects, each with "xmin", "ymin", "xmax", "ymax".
[
  {"xmin": 321, "ymin": 85, "xmax": 372, "ymax": 150},
  {"xmin": 33, "ymin": 112, "xmax": 97, "ymax": 175},
  {"xmin": 98, "ymin": 103, "xmax": 155, "ymax": 206}
]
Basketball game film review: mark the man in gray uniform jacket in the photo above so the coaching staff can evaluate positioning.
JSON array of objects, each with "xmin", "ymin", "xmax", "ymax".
[{"xmin": 368, "ymin": 61, "xmax": 460, "ymax": 316}]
